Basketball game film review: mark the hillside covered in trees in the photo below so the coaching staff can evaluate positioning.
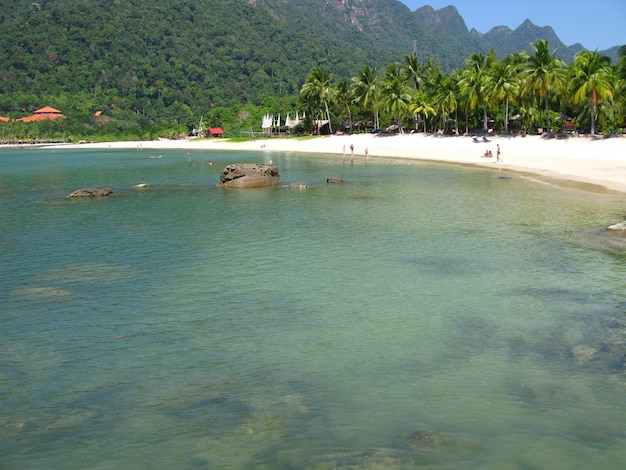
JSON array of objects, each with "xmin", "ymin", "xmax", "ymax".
[{"xmin": 0, "ymin": 0, "xmax": 621, "ymax": 140}]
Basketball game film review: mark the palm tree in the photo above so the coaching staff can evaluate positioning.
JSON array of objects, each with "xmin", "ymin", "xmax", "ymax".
[
  {"xmin": 615, "ymin": 46, "xmax": 626, "ymax": 131},
  {"xmin": 486, "ymin": 59, "xmax": 520, "ymax": 133},
  {"xmin": 422, "ymin": 57, "xmax": 444, "ymax": 98},
  {"xmin": 412, "ymin": 90, "xmax": 436, "ymax": 133},
  {"xmin": 300, "ymin": 66, "xmax": 334, "ymax": 134},
  {"xmin": 524, "ymin": 40, "xmax": 566, "ymax": 132},
  {"xmin": 335, "ymin": 80, "xmax": 354, "ymax": 133},
  {"xmin": 403, "ymin": 53, "xmax": 424, "ymax": 91},
  {"xmin": 568, "ymin": 50, "xmax": 614, "ymax": 134},
  {"xmin": 352, "ymin": 65, "xmax": 380, "ymax": 130},
  {"xmin": 435, "ymin": 74, "xmax": 459, "ymax": 133},
  {"xmin": 380, "ymin": 63, "xmax": 412, "ymax": 132},
  {"xmin": 457, "ymin": 52, "xmax": 494, "ymax": 132},
  {"xmin": 612, "ymin": 73, "xmax": 626, "ymax": 131}
]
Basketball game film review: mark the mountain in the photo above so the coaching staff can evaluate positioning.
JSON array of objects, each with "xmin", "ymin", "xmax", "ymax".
[
  {"xmin": 0, "ymin": 0, "xmax": 619, "ymax": 122},
  {"xmin": 480, "ymin": 19, "xmax": 585, "ymax": 62},
  {"xmin": 412, "ymin": 6, "xmax": 593, "ymax": 64}
]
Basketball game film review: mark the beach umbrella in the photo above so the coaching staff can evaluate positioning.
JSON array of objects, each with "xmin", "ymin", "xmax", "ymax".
[
  {"xmin": 556, "ymin": 112, "xmax": 571, "ymax": 121},
  {"xmin": 509, "ymin": 114, "xmax": 523, "ymax": 121},
  {"xmin": 444, "ymin": 118, "xmax": 456, "ymax": 124}
]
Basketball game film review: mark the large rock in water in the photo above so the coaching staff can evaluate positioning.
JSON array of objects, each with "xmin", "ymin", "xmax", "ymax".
[
  {"xmin": 216, "ymin": 163, "xmax": 280, "ymax": 188},
  {"xmin": 68, "ymin": 186, "xmax": 114, "ymax": 197}
]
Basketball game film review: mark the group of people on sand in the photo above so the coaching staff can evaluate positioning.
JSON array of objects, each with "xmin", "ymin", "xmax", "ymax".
[
  {"xmin": 343, "ymin": 144, "xmax": 368, "ymax": 158},
  {"xmin": 481, "ymin": 143, "xmax": 502, "ymax": 162}
]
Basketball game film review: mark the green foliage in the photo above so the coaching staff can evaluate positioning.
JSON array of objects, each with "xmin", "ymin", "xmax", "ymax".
[
  {"xmin": 0, "ymin": 0, "xmax": 621, "ymax": 141},
  {"xmin": 299, "ymin": 42, "xmax": 623, "ymax": 136}
]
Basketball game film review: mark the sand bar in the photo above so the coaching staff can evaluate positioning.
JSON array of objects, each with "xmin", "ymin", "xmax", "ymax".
[{"xmin": 51, "ymin": 133, "xmax": 626, "ymax": 194}]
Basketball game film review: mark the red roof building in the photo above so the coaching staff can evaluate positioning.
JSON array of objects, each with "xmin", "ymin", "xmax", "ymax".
[
  {"xmin": 208, "ymin": 127, "xmax": 224, "ymax": 137},
  {"xmin": 0, "ymin": 116, "xmax": 9, "ymax": 122},
  {"xmin": 19, "ymin": 106, "xmax": 65, "ymax": 122}
]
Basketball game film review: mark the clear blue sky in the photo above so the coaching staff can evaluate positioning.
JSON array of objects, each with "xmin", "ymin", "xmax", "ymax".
[{"xmin": 399, "ymin": 1, "xmax": 625, "ymax": 50}]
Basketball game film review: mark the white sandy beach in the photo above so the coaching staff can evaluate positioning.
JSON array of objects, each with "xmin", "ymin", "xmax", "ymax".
[{"xmin": 57, "ymin": 133, "xmax": 626, "ymax": 194}]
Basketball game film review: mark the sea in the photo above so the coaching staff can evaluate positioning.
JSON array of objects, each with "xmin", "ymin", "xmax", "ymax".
[{"xmin": 1, "ymin": 145, "xmax": 625, "ymax": 469}]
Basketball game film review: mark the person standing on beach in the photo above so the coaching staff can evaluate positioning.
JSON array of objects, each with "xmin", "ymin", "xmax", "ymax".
[
  {"xmin": 496, "ymin": 143, "xmax": 502, "ymax": 163},
  {"xmin": 364, "ymin": 147, "xmax": 368, "ymax": 158},
  {"xmin": 350, "ymin": 143, "xmax": 354, "ymax": 157}
]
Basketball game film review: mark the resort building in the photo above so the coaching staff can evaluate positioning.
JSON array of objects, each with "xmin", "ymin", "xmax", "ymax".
[{"xmin": 18, "ymin": 106, "xmax": 65, "ymax": 122}]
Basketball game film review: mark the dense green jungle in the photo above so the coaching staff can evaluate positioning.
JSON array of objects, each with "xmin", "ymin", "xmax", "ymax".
[{"xmin": 0, "ymin": 0, "xmax": 623, "ymax": 142}]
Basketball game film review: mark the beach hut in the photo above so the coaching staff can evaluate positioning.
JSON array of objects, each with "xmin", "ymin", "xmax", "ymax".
[
  {"xmin": 313, "ymin": 120, "xmax": 330, "ymax": 135},
  {"xmin": 208, "ymin": 127, "xmax": 224, "ymax": 137},
  {"xmin": 0, "ymin": 116, "xmax": 9, "ymax": 122}
]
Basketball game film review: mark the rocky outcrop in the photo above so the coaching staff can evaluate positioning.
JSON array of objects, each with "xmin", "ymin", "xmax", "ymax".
[
  {"xmin": 216, "ymin": 164, "xmax": 281, "ymax": 188},
  {"xmin": 68, "ymin": 186, "xmax": 114, "ymax": 197}
]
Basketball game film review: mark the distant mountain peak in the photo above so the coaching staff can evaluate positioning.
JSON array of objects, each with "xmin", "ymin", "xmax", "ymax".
[
  {"xmin": 518, "ymin": 18, "xmax": 536, "ymax": 28},
  {"xmin": 488, "ymin": 25, "xmax": 513, "ymax": 35},
  {"xmin": 414, "ymin": 4, "xmax": 467, "ymax": 34}
]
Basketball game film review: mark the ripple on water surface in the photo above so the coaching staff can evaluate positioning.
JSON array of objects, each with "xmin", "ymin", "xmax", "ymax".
[{"xmin": 1, "ymin": 148, "xmax": 625, "ymax": 469}]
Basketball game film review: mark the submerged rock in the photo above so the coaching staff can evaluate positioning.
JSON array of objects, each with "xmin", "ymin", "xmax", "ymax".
[
  {"xmin": 68, "ymin": 186, "xmax": 114, "ymax": 197},
  {"xmin": 216, "ymin": 163, "xmax": 280, "ymax": 188},
  {"xmin": 326, "ymin": 177, "xmax": 344, "ymax": 184},
  {"xmin": 11, "ymin": 286, "xmax": 72, "ymax": 298},
  {"xmin": 283, "ymin": 181, "xmax": 308, "ymax": 189},
  {"xmin": 311, "ymin": 450, "xmax": 408, "ymax": 468},
  {"xmin": 607, "ymin": 221, "xmax": 626, "ymax": 231},
  {"xmin": 406, "ymin": 430, "xmax": 457, "ymax": 449}
]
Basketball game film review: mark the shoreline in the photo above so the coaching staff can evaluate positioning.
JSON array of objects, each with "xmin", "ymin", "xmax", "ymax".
[{"xmin": 45, "ymin": 133, "xmax": 626, "ymax": 195}]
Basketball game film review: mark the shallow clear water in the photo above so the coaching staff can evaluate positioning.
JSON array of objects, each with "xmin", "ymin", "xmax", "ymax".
[{"xmin": 1, "ymin": 146, "xmax": 625, "ymax": 469}]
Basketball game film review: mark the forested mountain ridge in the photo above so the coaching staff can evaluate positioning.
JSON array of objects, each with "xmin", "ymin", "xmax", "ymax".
[{"xmin": 0, "ymin": 0, "xmax": 619, "ymax": 135}]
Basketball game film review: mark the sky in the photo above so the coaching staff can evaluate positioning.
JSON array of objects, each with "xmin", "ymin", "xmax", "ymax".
[{"xmin": 399, "ymin": 1, "xmax": 625, "ymax": 50}]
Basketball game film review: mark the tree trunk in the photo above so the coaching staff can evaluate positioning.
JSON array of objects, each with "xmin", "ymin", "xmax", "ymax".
[
  {"xmin": 324, "ymin": 100, "xmax": 333, "ymax": 134},
  {"xmin": 504, "ymin": 98, "xmax": 509, "ymax": 133},
  {"xmin": 544, "ymin": 94, "xmax": 551, "ymax": 133},
  {"xmin": 591, "ymin": 90, "xmax": 598, "ymax": 134},
  {"xmin": 346, "ymin": 104, "xmax": 353, "ymax": 133}
]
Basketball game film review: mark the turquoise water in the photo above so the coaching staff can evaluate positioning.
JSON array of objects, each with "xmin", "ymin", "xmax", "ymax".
[{"xmin": 1, "ymin": 146, "xmax": 625, "ymax": 469}]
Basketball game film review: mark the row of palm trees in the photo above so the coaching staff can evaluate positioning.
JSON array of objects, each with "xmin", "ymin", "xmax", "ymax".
[{"xmin": 299, "ymin": 41, "xmax": 626, "ymax": 135}]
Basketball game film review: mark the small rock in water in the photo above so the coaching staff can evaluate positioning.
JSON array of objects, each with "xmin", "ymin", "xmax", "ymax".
[
  {"xmin": 68, "ymin": 186, "xmax": 114, "ymax": 197},
  {"xmin": 283, "ymin": 182, "xmax": 308, "ymax": 189},
  {"xmin": 326, "ymin": 177, "xmax": 344, "ymax": 184},
  {"xmin": 406, "ymin": 429, "xmax": 455, "ymax": 449}
]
